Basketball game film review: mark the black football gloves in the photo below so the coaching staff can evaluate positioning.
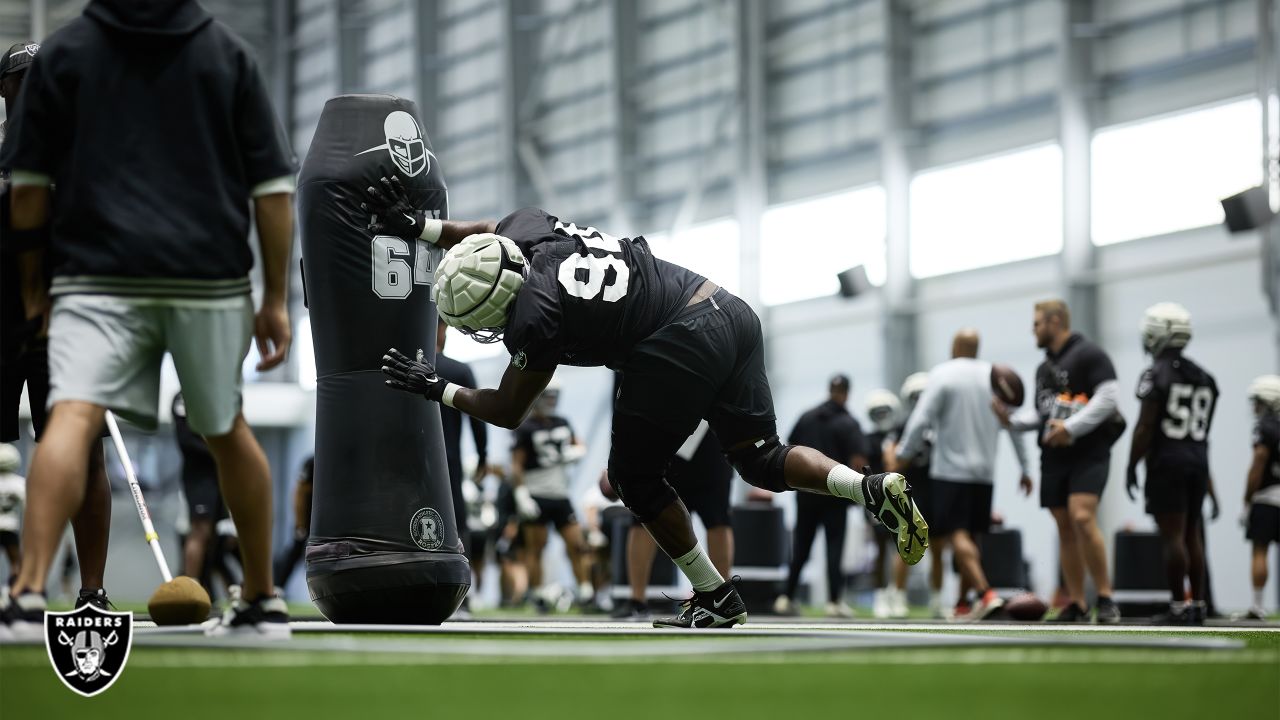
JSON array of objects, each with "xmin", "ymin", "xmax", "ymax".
[
  {"xmin": 362, "ymin": 176, "xmax": 425, "ymax": 240},
  {"xmin": 381, "ymin": 347, "xmax": 446, "ymax": 403}
]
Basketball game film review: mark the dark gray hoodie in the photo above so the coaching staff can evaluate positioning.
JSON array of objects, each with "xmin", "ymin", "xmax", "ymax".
[{"xmin": 0, "ymin": 0, "xmax": 295, "ymax": 297}]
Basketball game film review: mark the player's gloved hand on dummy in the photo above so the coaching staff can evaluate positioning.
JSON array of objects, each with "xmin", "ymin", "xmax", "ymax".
[
  {"xmin": 381, "ymin": 347, "xmax": 446, "ymax": 402},
  {"xmin": 513, "ymin": 485, "xmax": 541, "ymax": 521},
  {"xmin": 362, "ymin": 176, "xmax": 426, "ymax": 240},
  {"xmin": 1125, "ymin": 466, "xmax": 1140, "ymax": 502}
]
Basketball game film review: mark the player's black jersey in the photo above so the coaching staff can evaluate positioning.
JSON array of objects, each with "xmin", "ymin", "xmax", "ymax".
[
  {"xmin": 1034, "ymin": 333, "xmax": 1118, "ymax": 460},
  {"xmin": 888, "ymin": 418, "xmax": 931, "ymax": 473},
  {"xmin": 864, "ymin": 429, "xmax": 889, "ymax": 475},
  {"xmin": 512, "ymin": 415, "xmax": 576, "ymax": 471},
  {"xmin": 1136, "ymin": 352, "xmax": 1218, "ymax": 472},
  {"xmin": 497, "ymin": 208, "xmax": 706, "ymax": 371},
  {"xmin": 1253, "ymin": 414, "xmax": 1280, "ymax": 491}
]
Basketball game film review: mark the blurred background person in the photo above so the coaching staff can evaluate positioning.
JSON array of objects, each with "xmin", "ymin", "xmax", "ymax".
[
  {"xmin": 436, "ymin": 317, "xmax": 490, "ymax": 611},
  {"xmin": 1125, "ymin": 303, "xmax": 1218, "ymax": 625},
  {"xmin": 997, "ymin": 300, "xmax": 1124, "ymax": 624},
  {"xmin": 0, "ymin": 443, "xmax": 23, "ymax": 590},
  {"xmin": 173, "ymin": 391, "xmax": 222, "ymax": 592},
  {"xmin": 864, "ymin": 389, "xmax": 909, "ymax": 619},
  {"xmin": 1241, "ymin": 376, "xmax": 1280, "ymax": 621},
  {"xmin": 773, "ymin": 374, "xmax": 867, "ymax": 618},
  {"xmin": 0, "ymin": 39, "xmax": 112, "ymax": 614},
  {"xmin": 510, "ymin": 382, "xmax": 591, "ymax": 610},
  {"xmin": 895, "ymin": 330, "xmax": 1032, "ymax": 622},
  {"xmin": 886, "ymin": 372, "xmax": 943, "ymax": 616},
  {"xmin": 273, "ymin": 456, "xmax": 314, "ymax": 591}
]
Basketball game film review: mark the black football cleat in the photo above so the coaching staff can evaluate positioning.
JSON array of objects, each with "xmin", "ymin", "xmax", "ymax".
[
  {"xmin": 1047, "ymin": 603, "xmax": 1089, "ymax": 623},
  {"xmin": 653, "ymin": 578, "xmax": 747, "ymax": 629},
  {"xmin": 75, "ymin": 587, "xmax": 115, "ymax": 611},
  {"xmin": 1151, "ymin": 602, "xmax": 1204, "ymax": 627},
  {"xmin": 861, "ymin": 471, "xmax": 929, "ymax": 565}
]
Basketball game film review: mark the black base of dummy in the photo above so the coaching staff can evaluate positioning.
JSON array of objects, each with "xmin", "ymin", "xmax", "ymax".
[{"xmin": 307, "ymin": 550, "xmax": 470, "ymax": 624}]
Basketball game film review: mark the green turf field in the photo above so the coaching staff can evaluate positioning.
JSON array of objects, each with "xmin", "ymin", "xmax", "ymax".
[{"xmin": 2, "ymin": 626, "xmax": 1276, "ymax": 719}]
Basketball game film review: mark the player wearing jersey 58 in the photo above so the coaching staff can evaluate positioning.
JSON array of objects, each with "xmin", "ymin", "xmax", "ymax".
[
  {"xmin": 1126, "ymin": 303, "xmax": 1219, "ymax": 626},
  {"xmin": 366, "ymin": 176, "xmax": 930, "ymax": 629}
]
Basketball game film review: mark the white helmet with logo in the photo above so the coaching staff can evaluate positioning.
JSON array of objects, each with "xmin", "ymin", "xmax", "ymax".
[
  {"xmin": 0, "ymin": 443, "xmax": 18, "ymax": 473},
  {"xmin": 1141, "ymin": 302, "xmax": 1192, "ymax": 356},
  {"xmin": 1248, "ymin": 375, "xmax": 1280, "ymax": 415},
  {"xmin": 864, "ymin": 390, "xmax": 901, "ymax": 433},
  {"xmin": 432, "ymin": 233, "xmax": 527, "ymax": 343}
]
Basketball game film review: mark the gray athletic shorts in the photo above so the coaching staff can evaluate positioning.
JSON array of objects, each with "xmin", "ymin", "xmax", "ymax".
[{"xmin": 47, "ymin": 294, "xmax": 253, "ymax": 435}]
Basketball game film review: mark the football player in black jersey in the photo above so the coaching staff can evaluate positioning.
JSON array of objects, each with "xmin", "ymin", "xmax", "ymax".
[
  {"xmin": 1242, "ymin": 375, "xmax": 1280, "ymax": 621},
  {"xmin": 1125, "ymin": 303, "xmax": 1219, "ymax": 625},
  {"xmin": 510, "ymin": 380, "xmax": 593, "ymax": 609},
  {"xmin": 364, "ymin": 178, "xmax": 929, "ymax": 628}
]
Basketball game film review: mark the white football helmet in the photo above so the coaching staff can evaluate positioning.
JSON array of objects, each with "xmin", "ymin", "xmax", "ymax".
[
  {"xmin": 1248, "ymin": 375, "xmax": 1280, "ymax": 415},
  {"xmin": 1141, "ymin": 302, "xmax": 1192, "ymax": 356},
  {"xmin": 432, "ymin": 233, "xmax": 527, "ymax": 343},
  {"xmin": 0, "ymin": 443, "xmax": 18, "ymax": 473},
  {"xmin": 865, "ymin": 390, "xmax": 901, "ymax": 433},
  {"xmin": 900, "ymin": 372, "xmax": 929, "ymax": 409}
]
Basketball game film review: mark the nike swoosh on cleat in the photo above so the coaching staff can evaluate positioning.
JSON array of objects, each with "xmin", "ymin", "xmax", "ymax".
[{"xmin": 712, "ymin": 593, "xmax": 734, "ymax": 609}]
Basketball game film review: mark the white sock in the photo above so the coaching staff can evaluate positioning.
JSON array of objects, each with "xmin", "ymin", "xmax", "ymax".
[
  {"xmin": 1254, "ymin": 588, "xmax": 1265, "ymax": 609},
  {"xmin": 826, "ymin": 464, "xmax": 866, "ymax": 505},
  {"xmin": 673, "ymin": 546, "xmax": 724, "ymax": 592}
]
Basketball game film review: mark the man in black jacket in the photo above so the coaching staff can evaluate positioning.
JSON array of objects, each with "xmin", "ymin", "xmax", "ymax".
[
  {"xmin": 773, "ymin": 375, "xmax": 868, "ymax": 617},
  {"xmin": 0, "ymin": 0, "xmax": 295, "ymax": 638}
]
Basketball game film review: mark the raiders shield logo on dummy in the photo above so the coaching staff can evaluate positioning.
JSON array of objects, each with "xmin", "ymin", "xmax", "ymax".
[{"xmin": 44, "ymin": 605, "xmax": 133, "ymax": 697}]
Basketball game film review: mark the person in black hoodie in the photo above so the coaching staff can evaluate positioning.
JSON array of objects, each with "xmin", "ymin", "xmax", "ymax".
[
  {"xmin": 772, "ymin": 375, "xmax": 869, "ymax": 617},
  {"xmin": 0, "ymin": 0, "xmax": 295, "ymax": 639}
]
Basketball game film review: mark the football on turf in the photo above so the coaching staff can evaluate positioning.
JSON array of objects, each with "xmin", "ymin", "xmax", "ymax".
[
  {"xmin": 1003, "ymin": 592, "xmax": 1047, "ymax": 621},
  {"xmin": 991, "ymin": 363, "xmax": 1026, "ymax": 407}
]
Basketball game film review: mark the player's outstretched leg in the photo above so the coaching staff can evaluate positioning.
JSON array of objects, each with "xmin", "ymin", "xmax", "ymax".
[{"xmin": 722, "ymin": 434, "xmax": 928, "ymax": 564}]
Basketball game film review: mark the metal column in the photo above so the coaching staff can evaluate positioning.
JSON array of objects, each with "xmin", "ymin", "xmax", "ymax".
[
  {"xmin": 1059, "ymin": 0, "xmax": 1098, "ymax": 339},
  {"xmin": 606, "ymin": 0, "xmax": 638, "ymax": 235},
  {"xmin": 880, "ymin": 0, "xmax": 918, "ymax": 386},
  {"xmin": 733, "ymin": 0, "xmax": 767, "ymax": 311}
]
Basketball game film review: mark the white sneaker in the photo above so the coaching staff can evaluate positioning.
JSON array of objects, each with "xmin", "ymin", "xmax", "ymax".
[
  {"xmin": 929, "ymin": 592, "xmax": 945, "ymax": 619},
  {"xmin": 772, "ymin": 595, "xmax": 796, "ymax": 616},
  {"xmin": 872, "ymin": 589, "xmax": 891, "ymax": 619},
  {"xmin": 889, "ymin": 588, "xmax": 910, "ymax": 619},
  {"xmin": 962, "ymin": 592, "xmax": 1005, "ymax": 623},
  {"xmin": 825, "ymin": 601, "xmax": 855, "ymax": 619}
]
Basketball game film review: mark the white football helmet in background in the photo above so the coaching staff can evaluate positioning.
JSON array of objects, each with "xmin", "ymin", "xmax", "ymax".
[
  {"xmin": 1248, "ymin": 375, "xmax": 1280, "ymax": 415},
  {"xmin": 865, "ymin": 390, "xmax": 901, "ymax": 433},
  {"xmin": 432, "ymin": 234, "xmax": 527, "ymax": 343},
  {"xmin": 0, "ymin": 444, "xmax": 19, "ymax": 474},
  {"xmin": 1141, "ymin": 302, "xmax": 1192, "ymax": 356},
  {"xmin": 900, "ymin": 372, "xmax": 929, "ymax": 411}
]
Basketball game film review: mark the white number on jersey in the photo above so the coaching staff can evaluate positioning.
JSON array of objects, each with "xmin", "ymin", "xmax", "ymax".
[
  {"xmin": 554, "ymin": 221, "xmax": 631, "ymax": 302},
  {"xmin": 531, "ymin": 426, "xmax": 573, "ymax": 467},
  {"xmin": 371, "ymin": 227, "xmax": 441, "ymax": 300},
  {"xmin": 1161, "ymin": 383, "xmax": 1214, "ymax": 441}
]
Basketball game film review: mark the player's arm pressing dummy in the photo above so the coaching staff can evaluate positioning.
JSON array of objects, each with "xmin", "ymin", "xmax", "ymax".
[{"xmin": 362, "ymin": 175, "xmax": 496, "ymax": 251}]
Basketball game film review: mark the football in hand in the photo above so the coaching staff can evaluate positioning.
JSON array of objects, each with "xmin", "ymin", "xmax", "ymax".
[{"xmin": 991, "ymin": 363, "xmax": 1026, "ymax": 407}]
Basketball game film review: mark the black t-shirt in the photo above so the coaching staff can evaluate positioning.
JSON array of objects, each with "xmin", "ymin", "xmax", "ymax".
[
  {"xmin": 496, "ymin": 208, "xmax": 706, "ymax": 371},
  {"xmin": 511, "ymin": 415, "xmax": 576, "ymax": 470},
  {"xmin": 788, "ymin": 400, "xmax": 867, "ymax": 466},
  {"xmin": 887, "ymin": 415, "xmax": 930, "ymax": 474},
  {"xmin": 1034, "ymin": 333, "xmax": 1118, "ymax": 460},
  {"xmin": 1136, "ymin": 352, "xmax": 1218, "ymax": 473},
  {"xmin": 1254, "ymin": 414, "xmax": 1280, "ymax": 492},
  {"xmin": 436, "ymin": 352, "xmax": 487, "ymax": 481},
  {"xmin": 0, "ymin": 1, "xmax": 295, "ymax": 284},
  {"xmin": 864, "ymin": 429, "xmax": 889, "ymax": 475}
]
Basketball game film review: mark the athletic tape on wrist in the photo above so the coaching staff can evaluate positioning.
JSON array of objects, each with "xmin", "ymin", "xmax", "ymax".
[
  {"xmin": 442, "ymin": 382, "xmax": 459, "ymax": 408},
  {"xmin": 418, "ymin": 218, "xmax": 444, "ymax": 245}
]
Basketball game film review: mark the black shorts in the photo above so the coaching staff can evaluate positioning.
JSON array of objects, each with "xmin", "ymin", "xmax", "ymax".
[
  {"xmin": 1040, "ymin": 452, "xmax": 1110, "ymax": 509},
  {"xmin": 614, "ymin": 289, "xmax": 775, "ymax": 451},
  {"xmin": 1, "ymin": 337, "xmax": 49, "ymax": 443},
  {"xmin": 930, "ymin": 479, "xmax": 994, "ymax": 536},
  {"xmin": 666, "ymin": 432, "xmax": 733, "ymax": 529},
  {"xmin": 0, "ymin": 529, "xmax": 18, "ymax": 549},
  {"xmin": 182, "ymin": 464, "xmax": 222, "ymax": 522},
  {"xmin": 468, "ymin": 529, "xmax": 493, "ymax": 558},
  {"xmin": 1144, "ymin": 463, "xmax": 1207, "ymax": 516},
  {"xmin": 1246, "ymin": 504, "xmax": 1280, "ymax": 545},
  {"xmin": 525, "ymin": 496, "xmax": 577, "ymax": 530}
]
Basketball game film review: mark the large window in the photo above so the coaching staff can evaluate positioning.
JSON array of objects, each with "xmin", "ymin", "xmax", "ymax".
[
  {"xmin": 759, "ymin": 186, "xmax": 886, "ymax": 306},
  {"xmin": 1092, "ymin": 98, "xmax": 1263, "ymax": 245},
  {"xmin": 644, "ymin": 218, "xmax": 741, "ymax": 294},
  {"xmin": 910, "ymin": 144, "xmax": 1064, "ymax": 278}
]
